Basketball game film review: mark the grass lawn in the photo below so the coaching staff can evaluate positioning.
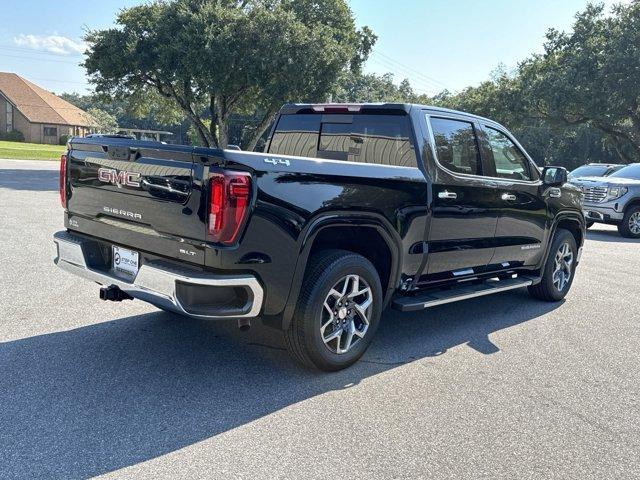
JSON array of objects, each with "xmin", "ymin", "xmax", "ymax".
[{"xmin": 0, "ymin": 140, "xmax": 66, "ymax": 161}]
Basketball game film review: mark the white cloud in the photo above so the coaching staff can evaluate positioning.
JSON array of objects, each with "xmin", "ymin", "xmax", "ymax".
[{"xmin": 14, "ymin": 34, "xmax": 86, "ymax": 56}]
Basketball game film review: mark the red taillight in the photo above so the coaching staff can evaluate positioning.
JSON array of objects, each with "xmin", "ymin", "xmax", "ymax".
[
  {"xmin": 59, "ymin": 154, "xmax": 67, "ymax": 208},
  {"xmin": 208, "ymin": 171, "xmax": 252, "ymax": 245}
]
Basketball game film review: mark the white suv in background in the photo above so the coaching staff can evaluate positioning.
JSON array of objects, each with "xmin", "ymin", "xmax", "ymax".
[{"xmin": 571, "ymin": 163, "xmax": 640, "ymax": 238}]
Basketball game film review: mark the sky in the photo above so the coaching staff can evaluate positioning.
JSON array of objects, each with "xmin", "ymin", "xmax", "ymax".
[{"xmin": 0, "ymin": 0, "xmax": 628, "ymax": 96}]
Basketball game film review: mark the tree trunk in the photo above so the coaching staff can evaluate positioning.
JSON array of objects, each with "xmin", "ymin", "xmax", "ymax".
[
  {"xmin": 212, "ymin": 93, "xmax": 230, "ymax": 149},
  {"xmin": 189, "ymin": 114, "xmax": 214, "ymax": 147},
  {"xmin": 627, "ymin": 111, "xmax": 640, "ymax": 152},
  {"xmin": 160, "ymin": 81, "xmax": 217, "ymax": 148},
  {"xmin": 172, "ymin": 100, "xmax": 216, "ymax": 147},
  {"xmin": 611, "ymin": 142, "xmax": 634, "ymax": 164},
  {"xmin": 242, "ymin": 108, "xmax": 279, "ymax": 151},
  {"xmin": 218, "ymin": 120, "xmax": 229, "ymax": 149},
  {"xmin": 594, "ymin": 122, "xmax": 640, "ymax": 163}
]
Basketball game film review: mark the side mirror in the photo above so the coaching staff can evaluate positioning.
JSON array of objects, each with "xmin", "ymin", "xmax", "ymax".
[{"xmin": 542, "ymin": 166, "xmax": 568, "ymax": 186}]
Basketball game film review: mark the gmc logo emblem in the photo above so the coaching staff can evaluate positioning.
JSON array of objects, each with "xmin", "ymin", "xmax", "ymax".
[{"xmin": 98, "ymin": 167, "xmax": 142, "ymax": 188}]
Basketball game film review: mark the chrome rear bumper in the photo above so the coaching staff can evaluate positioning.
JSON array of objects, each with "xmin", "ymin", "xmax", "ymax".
[{"xmin": 53, "ymin": 231, "xmax": 263, "ymax": 319}]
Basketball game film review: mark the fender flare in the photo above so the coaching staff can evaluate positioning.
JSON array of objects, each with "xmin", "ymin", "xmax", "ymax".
[
  {"xmin": 539, "ymin": 211, "xmax": 586, "ymax": 270},
  {"xmin": 280, "ymin": 211, "xmax": 403, "ymax": 331},
  {"xmin": 622, "ymin": 197, "xmax": 640, "ymax": 213}
]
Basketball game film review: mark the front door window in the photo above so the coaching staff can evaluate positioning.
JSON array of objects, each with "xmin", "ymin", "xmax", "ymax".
[{"xmin": 484, "ymin": 127, "xmax": 531, "ymax": 181}]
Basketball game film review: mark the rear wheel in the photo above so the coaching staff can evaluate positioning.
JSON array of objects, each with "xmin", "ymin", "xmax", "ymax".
[
  {"xmin": 617, "ymin": 206, "xmax": 640, "ymax": 238},
  {"xmin": 528, "ymin": 229, "xmax": 577, "ymax": 301},
  {"xmin": 285, "ymin": 250, "xmax": 382, "ymax": 371}
]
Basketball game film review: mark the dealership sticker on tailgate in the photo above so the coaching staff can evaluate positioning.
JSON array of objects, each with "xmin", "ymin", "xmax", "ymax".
[{"xmin": 112, "ymin": 246, "xmax": 139, "ymax": 278}]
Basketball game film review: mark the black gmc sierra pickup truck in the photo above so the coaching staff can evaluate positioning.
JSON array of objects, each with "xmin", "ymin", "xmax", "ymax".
[{"xmin": 54, "ymin": 103, "xmax": 586, "ymax": 371}]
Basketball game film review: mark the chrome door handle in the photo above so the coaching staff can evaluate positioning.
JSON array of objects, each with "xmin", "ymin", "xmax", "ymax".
[
  {"xmin": 547, "ymin": 187, "xmax": 561, "ymax": 198},
  {"xmin": 501, "ymin": 193, "xmax": 517, "ymax": 201},
  {"xmin": 438, "ymin": 190, "xmax": 457, "ymax": 199}
]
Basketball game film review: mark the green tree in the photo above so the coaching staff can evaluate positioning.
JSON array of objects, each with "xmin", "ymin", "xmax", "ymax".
[
  {"xmin": 432, "ymin": 56, "xmax": 626, "ymax": 169},
  {"xmin": 84, "ymin": 0, "xmax": 375, "ymax": 150},
  {"xmin": 62, "ymin": 90, "xmax": 188, "ymax": 141},
  {"xmin": 517, "ymin": 2, "xmax": 640, "ymax": 163},
  {"xmin": 332, "ymin": 71, "xmax": 432, "ymax": 104},
  {"xmin": 86, "ymin": 107, "xmax": 119, "ymax": 133}
]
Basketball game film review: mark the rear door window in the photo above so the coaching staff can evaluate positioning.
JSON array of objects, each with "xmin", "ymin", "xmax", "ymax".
[
  {"xmin": 269, "ymin": 114, "xmax": 417, "ymax": 167},
  {"xmin": 429, "ymin": 117, "xmax": 482, "ymax": 176}
]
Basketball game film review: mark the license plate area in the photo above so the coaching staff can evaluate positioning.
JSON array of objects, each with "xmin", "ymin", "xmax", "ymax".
[{"xmin": 112, "ymin": 245, "xmax": 140, "ymax": 279}]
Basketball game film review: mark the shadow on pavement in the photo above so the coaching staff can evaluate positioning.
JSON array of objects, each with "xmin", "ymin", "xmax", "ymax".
[
  {"xmin": 0, "ymin": 169, "xmax": 58, "ymax": 191},
  {"xmin": 586, "ymin": 227, "xmax": 638, "ymax": 244},
  {"xmin": 0, "ymin": 288, "xmax": 562, "ymax": 478}
]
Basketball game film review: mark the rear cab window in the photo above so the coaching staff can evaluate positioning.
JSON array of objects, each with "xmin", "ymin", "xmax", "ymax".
[
  {"xmin": 268, "ymin": 114, "xmax": 320, "ymax": 159},
  {"xmin": 268, "ymin": 113, "xmax": 418, "ymax": 168}
]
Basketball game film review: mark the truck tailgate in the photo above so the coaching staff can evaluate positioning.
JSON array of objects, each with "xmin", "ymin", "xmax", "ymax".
[{"xmin": 66, "ymin": 138, "xmax": 206, "ymax": 262}]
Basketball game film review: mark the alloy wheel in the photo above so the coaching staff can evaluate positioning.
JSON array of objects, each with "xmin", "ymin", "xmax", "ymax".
[
  {"xmin": 320, "ymin": 274, "xmax": 373, "ymax": 354},
  {"xmin": 552, "ymin": 242, "xmax": 574, "ymax": 292},
  {"xmin": 629, "ymin": 211, "xmax": 640, "ymax": 235}
]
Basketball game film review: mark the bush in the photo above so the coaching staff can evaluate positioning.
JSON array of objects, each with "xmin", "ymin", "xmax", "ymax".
[
  {"xmin": 59, "ymin": 134, "xmax": 71, "ymax": 145},
  {"xmin": 0, "ymin": 129, "xmax": 25, "ymax": 142}
]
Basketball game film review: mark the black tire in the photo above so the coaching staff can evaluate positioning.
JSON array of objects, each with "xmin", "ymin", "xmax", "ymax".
[
  {"xmin": 285, "ymin": 249, "xmax": 383, "ymax": 372},
  {"xmin": 585, "ymin": 221, "xmax": 595, "ymax": 229},
  {"xmin": 528, "ymin": 229, "xmax": 578, "ymax": 302},
  {"xmin": 617, "ymin": 205, "xmax": 640, "ymax": 238}
]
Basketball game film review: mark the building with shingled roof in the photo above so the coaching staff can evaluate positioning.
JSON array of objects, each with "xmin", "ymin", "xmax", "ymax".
[{"xmin": 0, "ymin": 72, "xmax": 94, "ymax": 144}]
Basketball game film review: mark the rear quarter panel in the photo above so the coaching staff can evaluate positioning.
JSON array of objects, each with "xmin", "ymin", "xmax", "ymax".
[{"xmin": 207, "ymin": 150, "xmax": 429, "ymax": 316}]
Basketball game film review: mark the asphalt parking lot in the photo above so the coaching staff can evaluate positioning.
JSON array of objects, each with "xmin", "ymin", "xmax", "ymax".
[{"xmin": 1, "ymin": 158, "xmax": 639, "ymax": 479}]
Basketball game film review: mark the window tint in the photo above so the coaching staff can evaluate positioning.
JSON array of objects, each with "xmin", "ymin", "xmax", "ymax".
[
  {"xmin": 429, "ymin": 117, "xmax": 481, "ymax": 175},
  {"xmin": 318, "ymin": 115, "xmax": 416, "ymax": 167},
  {"xmin": 569, "ymin": 165, "xmax": 609, "ymax": 178},
  {"xmin": 269, "ymin": 114, "xmax": 320, "ymax": 158},
  {"xmin": 268, "ymin": 114, "xmax": 417, "ymax": 167},
  {"xmin": 610, "ymin": 164, "xmax": 640, "ymax": 180},
  {"xmin": 485, "ymin": 127, "xmax": 531, "ymax": 181}
]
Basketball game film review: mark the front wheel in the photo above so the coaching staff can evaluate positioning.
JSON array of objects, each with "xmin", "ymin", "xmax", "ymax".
[
  {"xmin": 617, "ymin": 206, "xmax": 640, "ymax": 238},
  {"xmin": 528, "ymin": 229, "xmax": 578, "ymax": 302},
  {"xmin": 285, "ymin": 250, "xmax": 383, "ymax": 371}
]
